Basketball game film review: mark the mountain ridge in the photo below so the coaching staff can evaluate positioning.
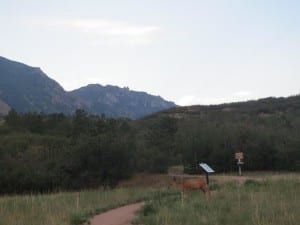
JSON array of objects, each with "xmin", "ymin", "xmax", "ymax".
[
  {"xmin": 0, "ymin": 56, "xmax": 84, "ymax": 114},
  {"xmin": 71, "ymin": 83, "xmax": 175, "ymax": 118},
  {"xmin": 0, "ymin": 56, "xmax": 176, "ymax": 118},
  {"xmin": 142, "ymin": 93, "xmax": 300, "ymax": 121}
]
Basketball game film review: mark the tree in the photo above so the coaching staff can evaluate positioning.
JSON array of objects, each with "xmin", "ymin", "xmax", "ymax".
[
  {"xmin": 72, "ymin": 109, "xmax": 90, "ymax": 137},
  {"xmin": 5, "ymin": 109, "xmax": 20, "ymax": 128}
]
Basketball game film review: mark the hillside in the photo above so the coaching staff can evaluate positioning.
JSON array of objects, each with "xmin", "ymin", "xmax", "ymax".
[
  {"xmin": 136, "ymin": 94, "xmax": 300, "ymax": 172},
  {"xmin": 0, "ymin": 56, "xmax": 175, "ymax": 118},
  {"xmin": 71, "ymin": 84, "xmax": 175, "ymax": 119},
  {"xmin": 0, "ymin": 56, "xmax": 83, "ymax": 114},
  {"xmin": 0, "ymin": 94, "xmax": 299, "ymax": 193},
  {"xmin": 159, "ymin": 94, "xmax": 298, "ymax": 114},
  {"xmin": 0, "ymin": 99, "xmax": 10, "ymax": 116},
  {"xmin": 141, "ymin": 95, "xmax": 300, "ymax": 122}
]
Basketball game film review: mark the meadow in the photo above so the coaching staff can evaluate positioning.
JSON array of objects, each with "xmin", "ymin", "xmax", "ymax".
[
  {"xmin": 0, "ymin": 173, "xmax": 299, "ymax": 225},
  {"xmin": 138, "ymin": 174, "xmax": 300, "ymax": 225},
  {"xmin": 0, "ymin": 188, "xmax": 157, "ymax": 225}
]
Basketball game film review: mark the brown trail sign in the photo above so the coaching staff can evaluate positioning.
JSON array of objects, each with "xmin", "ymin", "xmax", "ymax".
[{"xmin": 235, "ymin": 152, "xmax": 244, "ymax": 160}]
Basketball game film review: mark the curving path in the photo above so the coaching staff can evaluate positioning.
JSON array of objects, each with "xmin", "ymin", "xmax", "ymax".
[{"xmin": 90, "ymin": 202, "xmax": 144, "ymax": 225}]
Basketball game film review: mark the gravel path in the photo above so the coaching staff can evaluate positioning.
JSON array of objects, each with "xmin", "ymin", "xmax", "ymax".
[{"xmin": 89, "ymin": 202, "xmax": 144, "ymax": 225}]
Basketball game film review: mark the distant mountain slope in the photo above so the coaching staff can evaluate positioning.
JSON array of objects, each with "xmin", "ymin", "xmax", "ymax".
[
  {"xmin": 0, "ymin": 99, "xmax": 10, "ymax": 116},
  {"xmin": 141, "ymin": 94, "xmax": 300, "ymax": 122},
  {"xmin": 156, "ymin": 95, "xmax": 300, "ymax": 117},
  {"xmin": 0, "ymin": 56, "xmax": 176, "ymax": 118},
  {"xmin": 70, "ymin": 84, "xmax": 176, "ymax": 118},
  {"xmin": 0, "ymin": 56, "xmax": 83, "ymax": 114}
]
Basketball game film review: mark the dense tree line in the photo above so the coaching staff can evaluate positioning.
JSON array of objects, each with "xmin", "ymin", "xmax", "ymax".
[
  {"xmin": 0, "ymin": 96, "xmax": 300, "ymax": 193},
  {"xmin": 168, "ymin": 96, "xmax": 300, "ymax": 172},
  {"xmin": 176, "ymin": 115, "xmax": 300, "ymax": 172},
  {"xmin": 0, "ymin": 110, "xmax": 136, "ymax": 193}
]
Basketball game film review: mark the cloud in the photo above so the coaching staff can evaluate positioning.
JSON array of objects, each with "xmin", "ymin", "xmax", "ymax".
[{"xmin": 26, "ymin": 18, "xmax": 160, "ymax": 45}]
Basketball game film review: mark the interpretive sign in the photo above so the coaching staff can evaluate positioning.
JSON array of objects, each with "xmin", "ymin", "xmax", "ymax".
[
  {"xmin": 199, "ymin": 163, "xmax": 215, "ymax": 185},
  {"xmin": 199, "ymin": 163, "xmax": 215, "ymax": 173}
]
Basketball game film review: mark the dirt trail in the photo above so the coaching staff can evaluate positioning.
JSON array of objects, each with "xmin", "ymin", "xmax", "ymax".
[
  {"xmin": 90, "ymin": 171, "xmax": 262, "ymax": 225},
  {"xmin": 89, "ymin": 202, "xmax": 144, "ymax": 225}
]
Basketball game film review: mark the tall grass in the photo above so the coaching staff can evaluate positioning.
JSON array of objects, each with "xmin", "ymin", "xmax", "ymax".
[
  {"xmin": 1, "ymin": 175, "xmax": 299, "ymax": 225},
  {"xmin": 0, "ymin": 188, "xmax": 156, "ymax": 225},
  {"xmin": 139, "ymin": 176, "xmax": 300, "ymax": 225}
]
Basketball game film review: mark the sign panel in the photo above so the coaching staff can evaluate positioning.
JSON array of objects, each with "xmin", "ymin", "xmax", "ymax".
[
  {"xmin": 199, "ymin": 163, "xmax": 215, "ymax": 173},
  {"xmin": 235, "ymin": 152, "xmax": 244, "ymax": 160}
]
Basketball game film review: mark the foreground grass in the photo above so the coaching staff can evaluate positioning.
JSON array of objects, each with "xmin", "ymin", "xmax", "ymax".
[
  {"xmin": 1, "ymin": 174, "xmax": 298, "ymax": 225},
  {"xmin": 0, "ymin": 187, "xmax": 158, "ymax": 225},
  {"xmin": 139, "ymin": 175, "xmax": 300, "ymax": 225}
]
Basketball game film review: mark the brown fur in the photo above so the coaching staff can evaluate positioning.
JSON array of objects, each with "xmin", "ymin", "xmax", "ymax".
[{"xmin": 172, "ymin": 176, "xmax": 210, "ymax": 195}]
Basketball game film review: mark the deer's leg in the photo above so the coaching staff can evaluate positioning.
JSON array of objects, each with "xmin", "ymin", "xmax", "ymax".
[
  {"xmin": 200, "ymin": 185, "xmax": 210, "ymax": 196},
  {"xmin": 200, "ymin": 186, "xmax": 206, "ymax": 193}
]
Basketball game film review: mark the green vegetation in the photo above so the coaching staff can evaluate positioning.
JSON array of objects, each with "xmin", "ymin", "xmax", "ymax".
[
  {"xmin": 0, "ymin": 174, "xmax": 299, "ymax": 225},
  {"xmin": 150, "ymin": 95, "xmax": 300, "ymax": 172},
  {"xmin": 0, "ymin": 187, "xmax": 157, "ymax": 225},
  {"xmin": 0, "ymin": 95, "xmax": 300, "ymax": 193},
  {"xmin": 0, "ymin": 110, "xmax": 135, "ymax": 193},
  {"xmin": 138, "ymin": 176, "xmax": 300, "ymax": 225}
]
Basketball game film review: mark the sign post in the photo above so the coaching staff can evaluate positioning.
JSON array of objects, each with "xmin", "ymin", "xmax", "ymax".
[
  {"xmin": 235, "ymin": 152, "xmax": 244, "ymax": 176},
  {"xmin": 199, "ymin": 163, "xmax": 215, "ymax": 185}
]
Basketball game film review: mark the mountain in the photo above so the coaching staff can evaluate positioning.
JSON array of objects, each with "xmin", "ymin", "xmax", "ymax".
[
  {"xmin": 0, "ymin": 56, "xmax": 175, "ymax": 118},
  {"xmin": 70, "ymin": 84, "xmax": 175, "ymax": 118},
  {"xmin": 0, "ymin": 56, "xmax": 84, "ymax": 114},
  {"xmin": 0, "ymin": 99, "xmax": 10, "ymax": 116},
  {"xmin": 148, "ymin": 94, "xmax": 300, "ymax": 119}
]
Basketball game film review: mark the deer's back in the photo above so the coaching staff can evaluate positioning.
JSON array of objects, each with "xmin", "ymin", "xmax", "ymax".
[{"xmin": 182, "ymin": 178, "xmax": 207, "ymax": 190}]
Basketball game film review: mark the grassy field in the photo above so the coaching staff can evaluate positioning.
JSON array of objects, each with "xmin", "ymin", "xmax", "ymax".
[
  {"xmin": 138, "ymin": 174, "xmax": 300, "ymax": 225},
  {"xmin": 0, "ymin": 173, "xmax": 299, "ymax": 225},
  {"xmin": 0, "ymin": 188, "xmax": 159, "ymax": 225}
]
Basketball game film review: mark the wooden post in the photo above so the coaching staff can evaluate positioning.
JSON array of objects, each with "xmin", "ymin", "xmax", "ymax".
[
  {"xmin": 235, "ymin": 152, "xmax": 244, "ymax": 176},
  {"xmin": 205, "ymin": 172, "xmax": 209, "ymax": 185},
  {"xmin": 238, "ymin": 159, "xmax": 242, "ymax": 176}
]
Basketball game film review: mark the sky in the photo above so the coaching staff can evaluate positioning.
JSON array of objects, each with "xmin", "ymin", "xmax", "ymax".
[{"xmin": 1, "ymin": 0, "xmax": 299, "ymax": 106}]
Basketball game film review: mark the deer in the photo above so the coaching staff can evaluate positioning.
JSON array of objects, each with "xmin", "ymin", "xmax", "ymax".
[{"xmin": 172, "ymin": 176, "xmax": 210, "ymax": 196}]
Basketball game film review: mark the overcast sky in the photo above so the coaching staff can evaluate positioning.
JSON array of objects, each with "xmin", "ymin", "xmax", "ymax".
[{"xmin": 1, "ymin": 0, "xmax": 299, "ymax": 105}]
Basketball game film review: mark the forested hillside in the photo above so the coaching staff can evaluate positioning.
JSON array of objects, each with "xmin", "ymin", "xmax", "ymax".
[
  {"xmin": 0, "ymin": 94, "xmax": 299, "ymax": 193},
  {"xmin": 146, "ymin": 95, "xmax": 300, "ymax": 172}
]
